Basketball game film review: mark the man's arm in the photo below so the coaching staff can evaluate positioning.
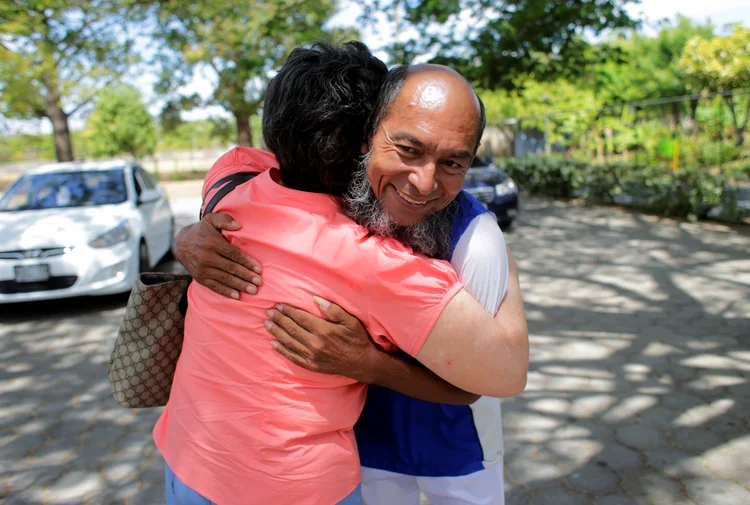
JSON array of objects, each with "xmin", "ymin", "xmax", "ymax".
[
  {"xmin": 416, "ymin": 254, "xmax": 528, "ymax": 398},
  {"xmin": 265, "ymin": 300, "xmax": 480, "ymax": 405},
  {"xmin": 175, "ymin": 213, "xmax": 263, "ymax": 298}
]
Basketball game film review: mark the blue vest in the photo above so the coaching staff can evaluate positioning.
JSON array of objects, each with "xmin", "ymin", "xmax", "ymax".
[{"xmin": 355, "ymin": 191, "xmax": 491, "ymax": 477}]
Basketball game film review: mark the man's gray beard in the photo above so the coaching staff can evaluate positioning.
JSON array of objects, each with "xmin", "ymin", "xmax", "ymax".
[{"xmin": 343, "ymin": 154, "xmax": 457, "ymax": 260}]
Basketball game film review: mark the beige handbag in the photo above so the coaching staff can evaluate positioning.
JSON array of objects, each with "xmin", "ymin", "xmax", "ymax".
[
  {"xmin": 108, "ymin": 172, "xmax": 257, "ymax": 408},
  {"xmin": 108, "ymin": 273, "xmax": 191, "ymax": 408}
]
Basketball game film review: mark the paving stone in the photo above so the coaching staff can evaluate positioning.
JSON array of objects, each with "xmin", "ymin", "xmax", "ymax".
[
  {"xmin": 78, "ymin": 424, "xmax": 123, "ymax": 448},
  {"xmin": 6, "ymin": 464, "xmax": 64, "ymax": 492},
  {"xmin": 670, "ymin": 427, "xmax": 723, "ymax": 454},
  {"xmin": 0, "ymin": 433, "xmax": 47, "ymax": 460},
  {"xmin": 140, "ymin": 455, "xmax": 166, "ymax": 484},
  {"xmin": 645, "ymin": 448, "xmax": 713, "ymax": 479},
  {"xmin": 564, "ymin": 462, "xmax": 620, "ymax": 495},
  {"xmin": 543, "ymin": 439, "xmax": 603, "ymax": 470},
  {"xmin": 684, "ymin": 478, "xmax": 750, "ymax": 505},
  {"xmin": 593, "ymin": 495, "xmax": 641, "ymax": 505},
  {"xmin": 111, "ymin": 431, "xmax": 155, "ymax": 455},
  {"xmin": 569, "ymin": 394, "xmax": 617, "ymax": 419},
  {"xmin": 661, "ymin": 392, "xmax": 706, "ymax": 410},
  {"xmin": 703, "ymin": 443, "xmax": 750, "ymax": 483},
  {"xmin": 505, "ymin": 484, "xmax": 530, "ymax": 505},
  {"xmin": 615, "ymin": 424, "xmax": 666, "ymax": 450},
  {"xmin": 528, "ymin": 487, "xmax": 590, "ymax": 505},
  {"xmin": 48, "ymin": 420, "xmax": 89, "ymax": 440},
  {"xmin": 1, "ymin": 488, "xmax": 46, "ymax": 505},
  {"xmin": 43, "ymin": 468, "xmax": 102, "ymax": 502},
  {"xmin": 618, "ymin": 469, "xmax": 685, "ymax": 504},
  {"xmin": 635, "ymin": 406, "xmax": 678, "ymax": 429},
  {"xmin": 125, "ymin": 482, "xmax": 165, "ymax": 505},
  {"xmin": 29, "ymin": 438, "xmax": 78, "ymax": 466},
  {"xmin": 506, "ymin": 459, "xmax": 565, "ymax": 486}
]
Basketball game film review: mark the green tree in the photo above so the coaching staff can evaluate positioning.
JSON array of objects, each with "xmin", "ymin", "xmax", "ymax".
[
  {"xmin": 356, "ymin": 0, "xmax": 638, "ymax": 88},
  {"xmin": 85, "ymin": 85, "xmax": 157, "ymax": 158},
  {"xmin": 680, "ymin": 25, "xmax": 750, "ymax": 145},
  {"xmin": 0, "ymin": 1, "xmax": 148, "ymax": 161},
  {"xmin": 152, "ymin": 0, "xmax": 345, "ymax": 147},
  {"xmin": 592, "ymin": 16, "xmax": 714, "ymax": 104}
]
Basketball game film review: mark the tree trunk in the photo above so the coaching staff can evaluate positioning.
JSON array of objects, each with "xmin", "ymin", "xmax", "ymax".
[
  {"xmin": 671, "ymin": 101, "xmax": 682, "ymax": 134},
  {"xmin": 234, "ymin": 112, "xmax": 253, "ymax": 147},
  {"xmin": 689, "ymin": 98, "xmax": 699, "ymax": 136},
  {"xmin": 725, "ymin": 96, "xmax": 744, "ymax": 147},
  {"xmin": 43, "ymin": 83, "xmax": 74, "ymax": 162}
]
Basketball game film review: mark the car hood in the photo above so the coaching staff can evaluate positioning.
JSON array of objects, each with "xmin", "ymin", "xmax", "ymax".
[
  {"xmin": 0, "ymin": 204, "xmax": 132, "ymax": 251},
  {"xmin": 465, "ymin": 166, "xmax": 508, "ymax": 186}
]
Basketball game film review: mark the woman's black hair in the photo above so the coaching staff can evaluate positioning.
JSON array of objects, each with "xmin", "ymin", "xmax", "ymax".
[{"xmin": 262, "ymin": 41, "xmax": 388, "ymax": 195}]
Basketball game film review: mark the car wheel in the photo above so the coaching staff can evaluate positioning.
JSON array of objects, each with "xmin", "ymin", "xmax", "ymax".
[
  {"xmin": 138, "ymin": 240, "xmax": 150, "ymax": 273},
  {"xmin": 498, "ymin": 219, "xmax": 514, "ymax": 231}
]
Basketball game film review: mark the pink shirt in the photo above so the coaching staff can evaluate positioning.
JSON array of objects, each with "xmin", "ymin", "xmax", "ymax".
[{"xmin": 153, "ymin": 148, "xmax": 462, "ymax": 505}]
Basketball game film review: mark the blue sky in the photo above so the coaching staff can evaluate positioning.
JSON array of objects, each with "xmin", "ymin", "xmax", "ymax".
[{"xmin": 4, "ymin": 0, "xmax": 750, "ymax": 136}]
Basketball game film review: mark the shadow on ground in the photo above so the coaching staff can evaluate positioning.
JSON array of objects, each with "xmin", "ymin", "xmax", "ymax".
[
  {"xmin": 500, "ymin": 197, "xmax": 750, "ymax": 505},
  {"xmin": 1, "ymin": 196, "xmax": 748, "ymax": 505}
]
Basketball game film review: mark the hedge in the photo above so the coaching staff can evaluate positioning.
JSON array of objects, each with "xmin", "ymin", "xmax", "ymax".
[{"xmin": 495, "ymin": 157, "xmax": 745, "ymax": 222}]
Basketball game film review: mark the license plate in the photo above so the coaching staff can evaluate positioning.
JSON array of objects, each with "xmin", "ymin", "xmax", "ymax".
[{"xmin": 14, "ymin": 264, "xmax": 50, "ymax": 283}]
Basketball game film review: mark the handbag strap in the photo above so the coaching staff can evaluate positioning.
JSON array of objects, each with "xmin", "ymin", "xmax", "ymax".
[{"xmin": 200, "ymin": 172, "xmax": 259, "ymax": 219}]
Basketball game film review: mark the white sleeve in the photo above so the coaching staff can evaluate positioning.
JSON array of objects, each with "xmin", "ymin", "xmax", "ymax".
[{"xmin": 449, "ymin": 212, "xmax": 509, "ymax": 315}]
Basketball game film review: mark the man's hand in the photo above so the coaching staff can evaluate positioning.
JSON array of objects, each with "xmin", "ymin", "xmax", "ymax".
[
  {"xmin": 175, "ymin": 213, "xmax": 263, "ymax": 299},
  {"xmin": 265, "ymin": 297, "xmax": 481, "ymax": 404},
  {"xmin": 264, "ymin": 297, "xmax": 384, "ymax": 383}
]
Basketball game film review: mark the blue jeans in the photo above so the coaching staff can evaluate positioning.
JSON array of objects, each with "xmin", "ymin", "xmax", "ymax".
[{"xmin": 165, "ymin": 462, "xmax": 362, "ymax": 505}]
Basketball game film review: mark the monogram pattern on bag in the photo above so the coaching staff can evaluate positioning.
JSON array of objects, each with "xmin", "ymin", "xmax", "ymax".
[{"xmin": 108, "ymin": 273, "xmax": 191, "ymax": 408}]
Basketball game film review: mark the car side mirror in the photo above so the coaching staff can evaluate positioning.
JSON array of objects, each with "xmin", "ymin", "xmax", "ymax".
[{"xmin": 137, "ymin": 189, "xmax": 160, "ymax": 205}]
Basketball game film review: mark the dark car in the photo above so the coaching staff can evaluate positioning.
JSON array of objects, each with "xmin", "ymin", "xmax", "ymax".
[{"xmin": 463, "ymin": 156, "xmax": 519, "ymax": 228}]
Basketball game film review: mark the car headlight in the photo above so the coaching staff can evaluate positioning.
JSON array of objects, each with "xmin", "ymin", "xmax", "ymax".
[
  {"xmin": 495, "ymin": 179, "xmax": 517, "ymax": 196},
  {"xmin": 90, "ymin": 220, "xmax": 131, "ymax": 248}
]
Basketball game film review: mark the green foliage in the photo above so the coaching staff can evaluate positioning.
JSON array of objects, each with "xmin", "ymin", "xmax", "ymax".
[
  {"xmin": 84, "ymin": 85, "xmax": 157, "ymax": 159},
  {"xmin": 481, "ymin": 80, "xmax": 602, "ymax": 147},
  {"xmin": 497, "ymin": 156, "xmax": 743, "ymax": 221},
  {"xmin": 0, "ymin": 1, "xmax": 150, "ymax": 160},
  {"xmin": 157, "ymin": 116, "xmax": 262, "ymax": 150},
  {"xmin": 679, "ymin": 25, "xmax": 750, "ymax": 92},
  {"xmin": 357, "ymin": 0, "xmax": 638, "ymax": 88},
  {"xmin": 151, "ymin": 0, "xmax": 344, "ymax": 146},
  {"xmin": 0, "ymin": 134, "xmax": 56, "ymax": 162},
  {"xmin": 591, "ymin": 16, "xmax": 715, "ymax": 103}
]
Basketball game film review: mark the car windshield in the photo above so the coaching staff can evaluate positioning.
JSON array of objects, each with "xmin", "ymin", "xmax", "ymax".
[{"xmin": 0, "ymin": 169, "xmax": 128, "ymax": 212}]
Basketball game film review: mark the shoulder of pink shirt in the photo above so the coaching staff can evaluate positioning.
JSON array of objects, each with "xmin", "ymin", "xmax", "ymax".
[{"xmin": 201, "ymin": 147, "xmax": 277, "ymax": 198}]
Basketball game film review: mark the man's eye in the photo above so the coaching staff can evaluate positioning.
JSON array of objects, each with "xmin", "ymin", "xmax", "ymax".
[
  {"xmin": 443, "ymin": 160, "xmax": 464, "ymax": 171},
  {"xmin": 398, "ymin": 145, "xmax": 416, "ymax": 154}
]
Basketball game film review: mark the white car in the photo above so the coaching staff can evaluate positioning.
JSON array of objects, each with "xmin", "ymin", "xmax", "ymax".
[{"xmin": 0, "ymin": 160, "xmax": 175, "ymax": 304}]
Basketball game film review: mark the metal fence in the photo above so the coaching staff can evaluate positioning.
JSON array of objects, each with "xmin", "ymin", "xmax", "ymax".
[
  {"xmin": 0, "ymin": 147, "xmax": 233, "ymax": 178},
  {"xmin": 482, "ymin": 89, "xmax": 750, "ymax": 172}
]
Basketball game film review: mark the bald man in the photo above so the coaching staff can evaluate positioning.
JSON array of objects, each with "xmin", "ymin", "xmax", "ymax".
[{"xmin": 177, "ymin": 62, "xmax": 527, "ymax": 505}]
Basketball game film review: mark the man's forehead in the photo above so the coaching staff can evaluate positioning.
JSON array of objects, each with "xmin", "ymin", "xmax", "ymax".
[{"xmin": 383, "ymin": 125, "xmax": 474, "ymax": 160}]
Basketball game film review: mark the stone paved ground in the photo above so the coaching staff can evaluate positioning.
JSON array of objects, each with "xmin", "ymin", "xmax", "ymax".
[
  {"xmin": 1, "ymin": 194, "xmax": 748, "ymax": 505},
  {"xmin": 501, "ymin": 198, "xmax": 750, "ymax": 505}
]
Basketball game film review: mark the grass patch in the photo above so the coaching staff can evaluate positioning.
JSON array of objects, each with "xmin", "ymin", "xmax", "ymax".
[
  {"xmin": 0, "ymin": 175, "xmax": 17, "ymax": 192},
  {"xmin": 155, "ymin": 169, "xmax": 210, "ymax": 182}
]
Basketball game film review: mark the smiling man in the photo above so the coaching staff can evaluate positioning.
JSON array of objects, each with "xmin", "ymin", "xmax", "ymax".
[{"xmin": 176, "ymin": 61, "xmax": 525, "ymax": 505}]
